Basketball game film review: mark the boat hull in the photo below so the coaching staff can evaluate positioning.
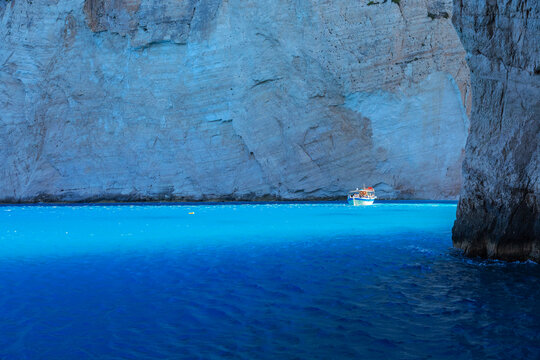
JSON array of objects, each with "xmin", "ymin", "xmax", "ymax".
[{"xmin": 348, "ymin": 198, "xmax": 375, "ymax": 206}]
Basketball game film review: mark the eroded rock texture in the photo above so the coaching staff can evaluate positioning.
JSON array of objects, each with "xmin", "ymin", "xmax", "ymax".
[
  {"xmin": 452, "ymin": 0, "xmax": 540, "ymax": 261},
  {"xmin": 0, "ymin": 0, "xmax": 469, "ymax": 202}
]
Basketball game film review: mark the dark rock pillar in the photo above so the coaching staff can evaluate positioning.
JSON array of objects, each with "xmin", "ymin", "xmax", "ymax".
[{"xmin": 452, "ymin": 0, "xmax": 540, "ymax": 261}]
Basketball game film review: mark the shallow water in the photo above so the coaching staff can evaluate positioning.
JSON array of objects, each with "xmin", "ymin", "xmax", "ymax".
[{"xmin": 0, "ymin": 202, "xmax": 538, "ymax": 359}]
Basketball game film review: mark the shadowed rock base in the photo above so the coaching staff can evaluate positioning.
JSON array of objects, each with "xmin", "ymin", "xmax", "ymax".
[
  {"xmin": 452, "ymin": 0, "xmax": 540, "ymax": 262},
  {"xmin": 453, "ymin": 191, "xmax": 540, "ymax": 261}
]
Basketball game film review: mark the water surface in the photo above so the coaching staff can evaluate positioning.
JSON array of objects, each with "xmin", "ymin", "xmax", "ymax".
[{"xmin": 0, "ymin": 202, "xmax": 538, "ymax": 359}]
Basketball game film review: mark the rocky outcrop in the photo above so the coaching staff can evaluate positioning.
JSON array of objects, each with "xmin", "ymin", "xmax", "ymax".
[
  {"xmin": 0, "ymin": 0, "xmax": 469, "ymax": 202},
  {"xmin": 452, "ymin": 0, "xmax": 539, "ymax": 261}
]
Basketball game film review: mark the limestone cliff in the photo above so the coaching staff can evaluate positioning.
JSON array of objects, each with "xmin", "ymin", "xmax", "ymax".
[
  {"xmin": 452, "ymin": 0, "xmax": 539, "ymax": 261},
  {"xmin": 0, "ymin": 0, "xmax": 469, "ymax": 202}
]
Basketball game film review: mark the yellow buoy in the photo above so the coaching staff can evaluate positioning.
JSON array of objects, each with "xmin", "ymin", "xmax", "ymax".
[{"xmin": 188, "ymin": 212, "xmax": 195, "ymax": 215}]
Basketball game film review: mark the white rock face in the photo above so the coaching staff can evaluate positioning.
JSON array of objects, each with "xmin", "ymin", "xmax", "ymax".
[{"xmin": 0, "ymin": 0, "xmax": 469, "ymax": 202}]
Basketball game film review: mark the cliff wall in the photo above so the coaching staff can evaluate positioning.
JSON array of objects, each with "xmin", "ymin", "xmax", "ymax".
[
  {"xmin": 452, "ymin": 0, "xmax": 539, "ymax": 261},
  {"xmin": 0, "ymin": 0, "xmax": 470, "ymax": 202}
]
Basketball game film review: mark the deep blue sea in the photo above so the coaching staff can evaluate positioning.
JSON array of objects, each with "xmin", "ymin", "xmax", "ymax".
[{"xmin": 0, "ymin": 202, "xmax": 538, "ymax": 359}]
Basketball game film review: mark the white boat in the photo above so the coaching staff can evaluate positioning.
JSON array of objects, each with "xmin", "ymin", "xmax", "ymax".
[{"xmin": 347, "ymin": 187, "xmax": 377, "ymax": 206}]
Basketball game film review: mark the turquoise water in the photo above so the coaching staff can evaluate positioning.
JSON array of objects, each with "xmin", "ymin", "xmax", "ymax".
[{"xmin": 0, "ymin": 202, "xmax": 538, "ymax": 359}]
